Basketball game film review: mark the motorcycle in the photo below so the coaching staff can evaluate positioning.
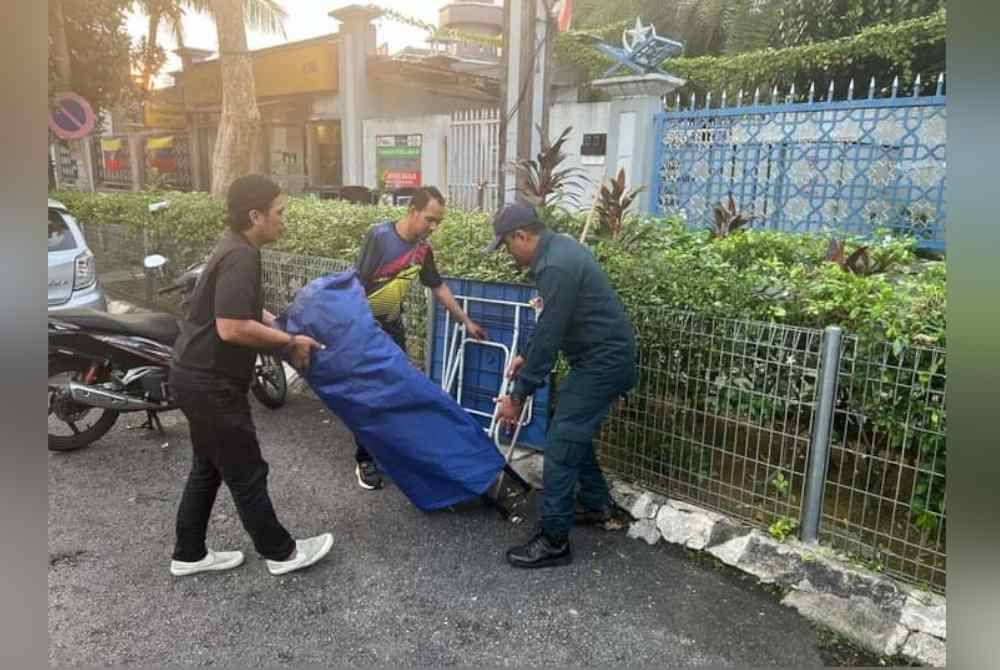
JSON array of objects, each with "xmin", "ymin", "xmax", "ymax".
[{"xmin": 47, "ymin": 255, "xmax": 288, "ymax": 452}]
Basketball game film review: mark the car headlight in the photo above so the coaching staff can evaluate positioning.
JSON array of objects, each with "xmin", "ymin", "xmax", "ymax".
[{"xmin": 74, "ymin": 249, "xmax": 96, "ymax": 290}]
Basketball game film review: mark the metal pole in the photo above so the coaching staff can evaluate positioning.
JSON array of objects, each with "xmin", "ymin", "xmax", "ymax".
[
  {"xmin": 423, "ymin": 287, "xmax": 435, "ymax": 377},
  {"xmin": 143, "ymin": 224, "xmax": 153, "ymax": 305},
  {"xmin": 800, "ymin": 325, "xmax": 842, "ymax": 543}
]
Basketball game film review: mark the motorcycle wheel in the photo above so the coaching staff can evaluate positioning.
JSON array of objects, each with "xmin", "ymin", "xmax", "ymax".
[
  {"xmin": 250, "ymin": 353, "xmax": 287, "ymax": 409},
  {"xmin": 47, "ymin": 358, "xmax": 119, "ymax": 451}
]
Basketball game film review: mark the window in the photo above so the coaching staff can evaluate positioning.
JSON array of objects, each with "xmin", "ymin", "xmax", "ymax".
[{"xmin": 47, "ymin": 209, "xmax": 77, "ymax": 252}]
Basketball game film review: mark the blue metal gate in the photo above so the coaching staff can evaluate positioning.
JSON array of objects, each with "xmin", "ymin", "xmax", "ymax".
[{"xmin": 651, "ymin": 76, "xmax": 947, "ymax": 251}]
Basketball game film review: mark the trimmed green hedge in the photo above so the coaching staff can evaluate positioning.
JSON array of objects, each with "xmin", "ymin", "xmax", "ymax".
[{"xmin": 51, "ymin": 189, "xmax": 944, "ymax": 348}]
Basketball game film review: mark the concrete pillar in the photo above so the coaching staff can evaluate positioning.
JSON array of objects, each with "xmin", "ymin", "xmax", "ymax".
[
  {"xmin": 76, "ymin": 137, "xmax": 97, "ymax": 192},
  {"xmin": 500, "ymin": 0, "xmax": 551, "ymax": 205},
  {"xmin": 604, "ymin": 95, "xmax": 671, "ymax": 215},
  {"xmin": 305, "ymin": 124, "xmax": 320, "ymax": 188},
  {"xmin": 330, "ymin": 5, "xmax": 381, "ymax": 187},
  {"xmin": 176, "ymin": 47, "xmax": 215, "ymax": 190}
]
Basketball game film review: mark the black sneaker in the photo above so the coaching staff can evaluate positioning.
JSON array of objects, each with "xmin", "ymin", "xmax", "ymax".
[
  {"xmin": 355, "ymin": 461, "xmax": 383, "ymax": 490},
  {"xmin": 574, "ymin": 505, "xmax": 612, "ymax": 526},
  {"xmin": 506, "ymin": 531, "xmax": 572, "ymax": 569}
]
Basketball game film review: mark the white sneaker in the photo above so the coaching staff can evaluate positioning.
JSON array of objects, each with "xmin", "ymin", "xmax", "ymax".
[
  {"xmin": 265, "ymin": 533, "xmax": 333, "ymax": 576},
  {"xmin": 169, "ymin": 549, "xmax": 245, "ymax": 577}
]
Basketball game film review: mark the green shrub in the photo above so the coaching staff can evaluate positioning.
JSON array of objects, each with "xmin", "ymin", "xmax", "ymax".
[{"xmin": 51, "ymin": 189, "xmax": 945, "ymax": 346}]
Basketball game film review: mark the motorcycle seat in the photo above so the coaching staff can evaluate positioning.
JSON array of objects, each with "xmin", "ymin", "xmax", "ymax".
[{"xmin": 51, "ymin": 309, "xmax": 180, "ymax": 344}]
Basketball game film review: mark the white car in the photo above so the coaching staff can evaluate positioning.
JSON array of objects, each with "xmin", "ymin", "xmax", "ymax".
[{"xmin": 47, "ymin": 198, "xmax": 107, "ymax": 312}]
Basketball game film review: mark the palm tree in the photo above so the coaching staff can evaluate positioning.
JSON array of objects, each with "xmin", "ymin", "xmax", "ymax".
[
  {"xmin": 673, "ymin": 0, "xmax": 781, "ymax": 55},
  {"xmin": 571, "ymin": 0, "xmax": 781, "ymax": 56},
  {"xmin": 134, "ymin": 0, "xmax": 186, "ymax": 95},
  {"xmin": 129, "ymin": 0, "xmax": 287, "ymax": 195},
  {"xmin": 131, "ymin": 0, "xmax": 287, "ymax": 95},
  {"xmin": 49, "ymin": 0, "xmax": 73, "ymax": 92},
  {"xmin": 775, "ymin": 0, "xmax": 944, "ymax": 46},
  {"xmin": 208, "ymin": 0, "xmax": 264, "ymax": 195},
  {"xmin": 49, "ymin": 0, "xmax": 141, "ymax": 122}
]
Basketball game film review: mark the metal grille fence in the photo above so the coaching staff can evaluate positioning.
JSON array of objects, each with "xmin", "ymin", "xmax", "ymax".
[
  {"xmin": 82, "ymin": 222, "xmax": 159, "ymax": 307},
  {"xmin": 820, "ymin": 337, "xmax": 946, "ymax": 591},
  {"xmin": 652, "ymin": 76, "xmax": 946, "ymax": 250},
  {"xmin": 259, "ymin": 250, "xmax": 351, "ymax": 315},
  {"xmin": 83, "ymin": 230, "xmax": 429, "ymax": 370},
  {"xmin": 92, "ymin": 135, "xmax": 133, "ymax": 190},
  {"xmin": 448, "ymin": 109, "xmax": 501, "ymax": 212},
  {"xmin": 84, "ymin": 229, "xmax": 946, "ymax": 592},
  {"xmin": 83, "ymin": 222, "xmax": 211, "ymax": 315},
  {"xmin": 259, "ymin": 250, "xmax": 428, "ymax": 370},
  {"xmin": 598, "ymin": 310, "xmax": 823, "ymax": 531},
  {"xmin": 595, "ymin": 308, "xmax": 946, "ymax": 593},
  {"xmin": 144, "ymin": 134, "xmax": 194, "ymax": 191}
]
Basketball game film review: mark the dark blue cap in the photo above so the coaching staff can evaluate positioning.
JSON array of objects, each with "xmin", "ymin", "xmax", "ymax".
[{"xmin": 484, "ymin": 203, "xmax": 539, "ymax": 252}]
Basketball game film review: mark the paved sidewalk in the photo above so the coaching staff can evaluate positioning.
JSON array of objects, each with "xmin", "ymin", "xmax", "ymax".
[{"xmin": 49, "ymin": 394, "xmax": 833, "ymax": 667}]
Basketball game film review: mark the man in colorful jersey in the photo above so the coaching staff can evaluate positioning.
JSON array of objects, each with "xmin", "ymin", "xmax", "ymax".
[
  {"xmin": 489, "ymin": 204, "xmax": 637, "ymax": 568},
  {"xmin": 351, "ymin": 186, "xmax": 487, "ymax": 490}
]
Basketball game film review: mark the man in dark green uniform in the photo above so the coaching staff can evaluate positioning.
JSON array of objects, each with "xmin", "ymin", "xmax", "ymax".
[{"xmin": 488, "ymin": 204, "xmax": 637, "ymax": 568}]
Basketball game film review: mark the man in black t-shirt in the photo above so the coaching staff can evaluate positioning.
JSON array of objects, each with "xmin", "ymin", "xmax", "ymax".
[
  {"xmin": 168, "ymin": 175, "xmax": 334, "ymax": 578},
  {"xmin": 349, "ymin": 186, "xmax": 487, "ymax": 490}
]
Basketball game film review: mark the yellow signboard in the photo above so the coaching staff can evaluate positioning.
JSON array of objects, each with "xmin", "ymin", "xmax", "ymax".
[
  {"xmin": 144, "ymin": 102, "xmax": 187, "ymax": 129},
  {"xmin": 186, "ymin": 40, "xmax": 338, "ymax": 107}
]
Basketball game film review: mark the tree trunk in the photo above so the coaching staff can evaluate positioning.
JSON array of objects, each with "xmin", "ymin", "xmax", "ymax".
[
  {"xmin": 210, "ymin": 0, "xmax": 260, "ymax": 197},
  {"xmin": 139, "ymin": 12, "xmax": 161, "ymax": 96},
  {"xmin": 49, "ymin": 0, "xmax": 72, "ymax": 93}
]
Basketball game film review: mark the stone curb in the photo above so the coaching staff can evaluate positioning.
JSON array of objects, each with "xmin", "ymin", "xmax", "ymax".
[{"xmin": 609, "ymin": 479, "xmax": 946, "ymax": 667}]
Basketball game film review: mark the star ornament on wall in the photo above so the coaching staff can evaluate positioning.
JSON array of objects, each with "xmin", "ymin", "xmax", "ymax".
[{"xmin": 623, "ymin": 17, "xmax": 657, "ymax": 53}]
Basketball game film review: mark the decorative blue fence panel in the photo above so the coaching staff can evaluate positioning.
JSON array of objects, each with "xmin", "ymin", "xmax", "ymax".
[{"xmin": 651, "ymin": 77, "xmax": 947, "ymax": 251}]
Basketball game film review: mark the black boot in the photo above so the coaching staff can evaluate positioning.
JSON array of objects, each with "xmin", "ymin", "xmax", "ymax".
[
  {"xmin": 354, "ymin": 460, "xmax": 383, "ymax": 490},
  {"xmin": 506, "ymin": 531, "xmax": 572, "ymax": 569}
]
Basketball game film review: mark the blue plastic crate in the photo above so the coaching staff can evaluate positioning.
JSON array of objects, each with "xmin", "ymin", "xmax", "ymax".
[{"xmin": 428, "ymin": 277, "xmax": 551, "ymax": 451}]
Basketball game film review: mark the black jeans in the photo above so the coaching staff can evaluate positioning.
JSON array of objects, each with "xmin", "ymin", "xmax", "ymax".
[
  {"xmin": 170, "ymin": 364, "xmax": 295, "ymax": 563},
  {"xmin": 354, "ymin": 317, "xmax": 407, "ymax": 464}
]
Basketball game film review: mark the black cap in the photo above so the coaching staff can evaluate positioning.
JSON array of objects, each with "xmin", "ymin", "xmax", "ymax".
[{"xmin": 483, "ymin": 203, "xmax": 539, "ymax": 252}]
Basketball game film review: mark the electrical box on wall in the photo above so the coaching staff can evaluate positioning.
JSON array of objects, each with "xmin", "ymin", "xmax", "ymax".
[
  {"xmin": 581, "ymin": 133, "xmax": 606, "ymax": 156},
  {"xmin": 581, "ymin": 133, "xmax": 606, "ymax": 165}
]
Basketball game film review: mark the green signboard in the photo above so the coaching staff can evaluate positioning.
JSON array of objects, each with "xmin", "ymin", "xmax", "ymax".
[{"xmin": 375, "ymin": 134, "xmax": 422, "ymax": 189}]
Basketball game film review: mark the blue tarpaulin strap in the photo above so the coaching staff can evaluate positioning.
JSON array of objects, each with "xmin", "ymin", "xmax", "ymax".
[{"xmin": 277, "ymin": 270, "xmax": 506, "ymax": 511}]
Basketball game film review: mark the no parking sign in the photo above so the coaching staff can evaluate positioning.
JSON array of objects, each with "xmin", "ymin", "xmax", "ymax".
[{"xmin": 49, "ymin": 92, "xmax": 96, "ymax": 140}]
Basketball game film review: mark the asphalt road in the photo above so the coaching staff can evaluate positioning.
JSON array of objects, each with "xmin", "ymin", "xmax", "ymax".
[{"xmin": 49, "ymin": 394, "xmax": 832, "ymax": 667}]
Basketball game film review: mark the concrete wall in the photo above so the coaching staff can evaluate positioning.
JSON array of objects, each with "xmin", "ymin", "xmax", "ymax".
[
  {"xmin": 547, "ymin": 96, "xmax": 661, "ymax": 214},
  {"xmin": 317, "ymin": 92, "xmax": 660, "ymax": 212},
  {"xmin": 369, "ymin": 82, "xmax": 494, "ymax": 118},
  {"xmin": 606, "ymin": 96, "xmax": 663, "ymax": 214},
  {"xmin": 548, "ymin": 101, "xmax": 610, "ymax": 212},
  {"xmin": 362, "ymin": 115, "xmax": 451, "ymax": 190},
  {"xmin": 312, "ymin": 86, "xmax": 494, "ymax": 190},
  {"xmin": 269, "ymin": 125, "xmax": 307, "ymax": 193},
  {"xmin": 311, "ymin": 93, "xmax": 344, "ymax": 119}
]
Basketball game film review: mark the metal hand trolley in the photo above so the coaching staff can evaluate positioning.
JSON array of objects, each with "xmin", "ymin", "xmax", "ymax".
[{"xmin": 438, "ymin": 293, "xmax": 541, "ymax": 522}]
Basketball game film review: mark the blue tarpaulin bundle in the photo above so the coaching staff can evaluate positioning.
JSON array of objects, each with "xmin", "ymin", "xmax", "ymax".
[{"xmin": 277, "ymin": 271, "xmax": 507, "ymax": 511}]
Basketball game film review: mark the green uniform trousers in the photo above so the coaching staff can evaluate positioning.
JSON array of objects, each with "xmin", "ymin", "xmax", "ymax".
[{"xmin": 540, "ymin": 364, "xmax": 636, "ymax": 540}]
